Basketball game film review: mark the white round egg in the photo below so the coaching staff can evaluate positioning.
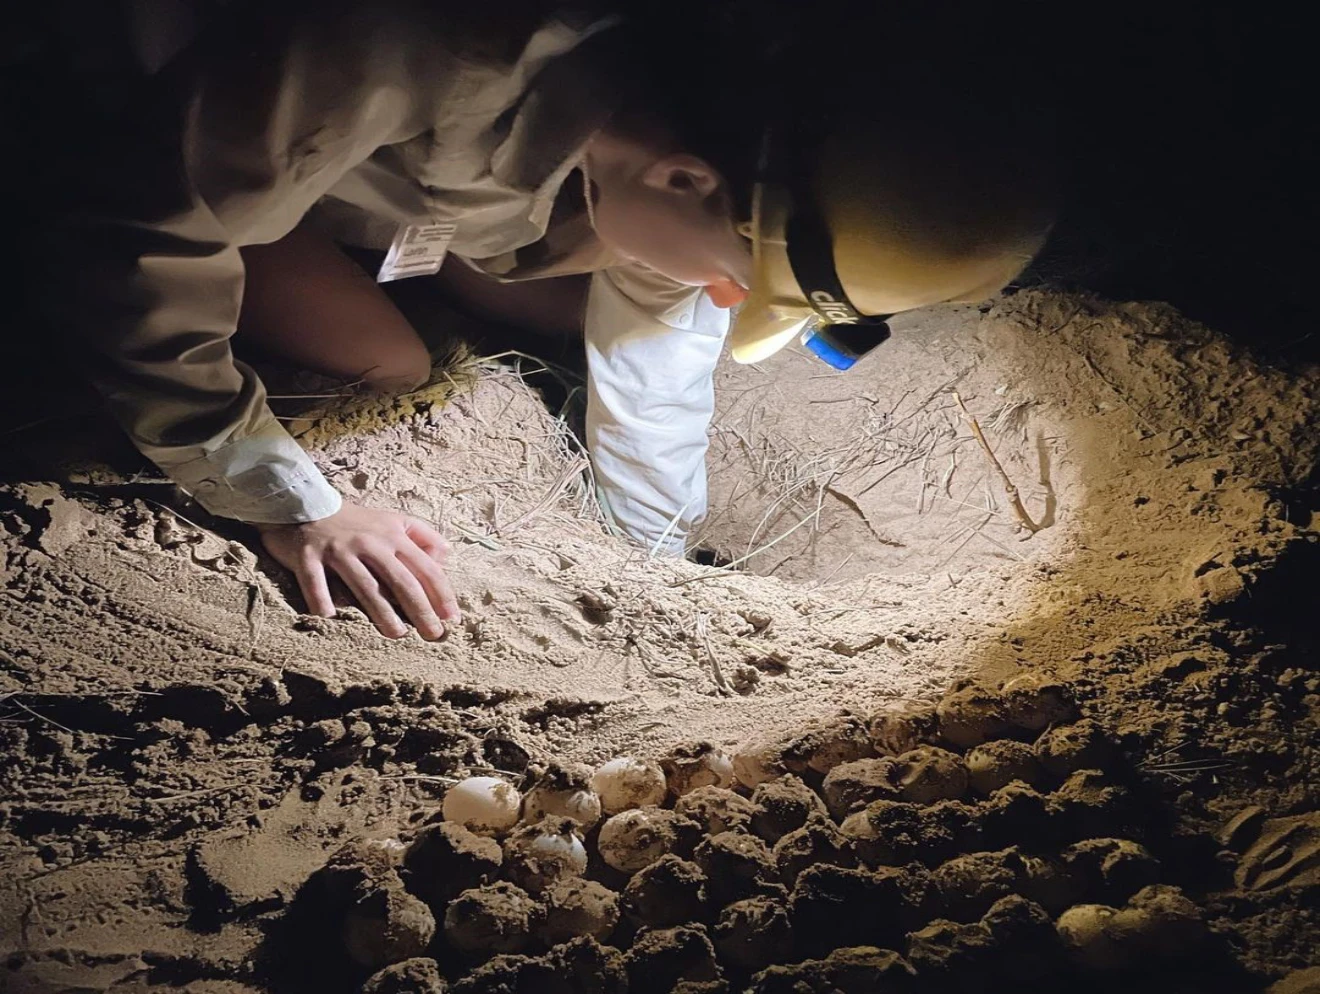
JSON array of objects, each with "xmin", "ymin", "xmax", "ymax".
[
  {"xmin": 597, "ymin": 807, "xmax": 689, "ymax": 874},
  {"xmin": 590, "ymin": 757, "xmax": 668, "ymax": 815},
  {"xmin": 520, "ymin": 826, "xmax": 589, "ymax": 875},
  {"xmin": 523, "ymin": 784, "xmax": 602, "ymax": 828},
  {"xmin": 442, "ymin": 776, "xmax": 522, "ymax": 836},
  {"xmin": 661, "ymin": 743, "xmax": 735, "ymax": 797}
]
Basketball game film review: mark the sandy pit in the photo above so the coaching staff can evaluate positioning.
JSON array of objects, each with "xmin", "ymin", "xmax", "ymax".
[{"xmin": 2, "ymin": 289, "xmax": 1318, "ymax": 992}]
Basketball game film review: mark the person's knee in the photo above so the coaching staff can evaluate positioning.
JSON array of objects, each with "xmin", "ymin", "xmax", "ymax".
[{"xmin": 361, "ymin": 348, "xmax": 432, "ymax": 394}]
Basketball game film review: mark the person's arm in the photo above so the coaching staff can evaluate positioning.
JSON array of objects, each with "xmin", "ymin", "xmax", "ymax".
[
  {"xmin": 67, "ymin": 3, "xmax": 448, "ymax": 521},
  {"xmin": 584, "ymin": 265, "xmax": 729, "ymax": 556},
  {"xmin": 60, "ymin": 3, "xmax": 459, "ymax": 635}
]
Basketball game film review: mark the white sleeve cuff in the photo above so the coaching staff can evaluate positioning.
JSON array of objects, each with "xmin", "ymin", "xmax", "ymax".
[{"xmin": 168, "ymin": 420, "xmax": 342, "ymax": 524}]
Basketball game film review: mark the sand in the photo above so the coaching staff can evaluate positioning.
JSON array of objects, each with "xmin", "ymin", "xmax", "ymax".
[{"xmin": 2, "ymin": 288, "xmax": 1318, "ymax": 991}]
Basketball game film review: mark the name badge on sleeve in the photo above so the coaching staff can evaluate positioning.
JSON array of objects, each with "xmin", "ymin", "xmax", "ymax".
[{"xmin": 377, "ymin": 222, "xmax": 458, "ymax": 283}]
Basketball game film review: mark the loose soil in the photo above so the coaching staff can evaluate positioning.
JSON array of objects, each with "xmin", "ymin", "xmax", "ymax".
[{"xmin": 2, "ymin": 289, "xmax": 1318, "ymax": 993}]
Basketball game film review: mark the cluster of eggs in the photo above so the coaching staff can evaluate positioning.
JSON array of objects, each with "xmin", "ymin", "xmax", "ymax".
[
  {"xmin": 441, "ymin": 745, "xmax": 732, "ymax": 865},
  {"xmin": 416, "ymin": 674, "xmax": 1206, "ymax": 982},
  {"xmin": 427, "ymin": 676, "xmax": 1073, "ymax": 954},
  {"xmin": 428, "ymin": 745, "xmax": 736, "ymax": 959}
]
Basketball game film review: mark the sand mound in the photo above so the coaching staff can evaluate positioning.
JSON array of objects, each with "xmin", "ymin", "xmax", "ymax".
[{"xmin": 2, "ymin": 290, "xmax": 1317, "ymax": 991}]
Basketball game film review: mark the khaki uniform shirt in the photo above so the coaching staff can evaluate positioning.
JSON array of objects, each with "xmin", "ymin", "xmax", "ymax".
[{"xmin": 67, "ymin": 1, "xmax": 727, "ymax": 549}]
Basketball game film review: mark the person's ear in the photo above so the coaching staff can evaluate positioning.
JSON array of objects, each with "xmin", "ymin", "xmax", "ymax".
[{"xmin": 642, "ymin": 154, "xmax": 722, "ymax": 199}]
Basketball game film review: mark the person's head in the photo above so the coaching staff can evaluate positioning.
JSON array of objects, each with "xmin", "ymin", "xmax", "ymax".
[
  {"xmin": 589, "ymin": 6, "xmax": 1058, "ymax": 355},
  {"xmin": 730, "ymin": 80, "xmax": 1059, "ymax": 363},
  {"xmin": 582, "ymin": 115, "xmax": 753, "ymax": 305}
]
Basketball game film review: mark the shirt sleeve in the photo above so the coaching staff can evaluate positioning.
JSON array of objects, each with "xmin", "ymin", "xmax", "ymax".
[
  {"xmin": 58, "ymin": 3, "xmax": 447, "ymax": 523},
  {"xmin": 584, "ymin": 264, "xmax": 729, "ymax": 556}
]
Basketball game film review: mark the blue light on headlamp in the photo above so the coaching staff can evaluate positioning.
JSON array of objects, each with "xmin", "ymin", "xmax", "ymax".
[{"xmin": 799, "ymin": 319, "xmax": 893, "ymax": 371}]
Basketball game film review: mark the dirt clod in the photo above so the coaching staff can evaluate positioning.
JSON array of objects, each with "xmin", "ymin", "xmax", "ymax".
[
  {"xmin": 965, "ymin": 739, "xmax": 1044, "ymax": 795},
  {"xmin": 1267, "ymin": 968, "xmax": 1320, "ymax": 994},
  {"xmin": 774, "ymin": 814, "xmax": 857, "ymax": 885},
  {"xmin": 343, "ymin": 885, "xmax": 437, "ymax": 973},
  {"xmin": 748, "ymin": 945, "xmax": 916, "ymax": 994},
  {"xmin": 751, "ymin": 775, "xmax": 829, "ymax": 843},
  {"xmin": 905, "ymin": 918, "xmax": 995, "ymax": 983},
  {"xmin": 932, "ymin": 849, "xmax": 1027, "ymax": 922},
  {"xmin": 820, "ymin": 757, "xmax": 901, "ymax": 820},
  {"xmin": 694, "ymin": 831, "xmax": 780, "ymax": 904},
  {"xmin": 713, "ymin": 896, "xmax": 794, "ymax": 974},
  {"xmin": 451, "ymin": 936, "xmax": 627, "ymax": 994},
  {"xmin": 999, "ymin": 673, "xmax": 1079, "ymax": 732},
  {"xmin": 443, "ymin": 882, "xmax": 543, "ymax": 957},
  {"xmin": 1048, "ymin": 769, "xmax": 1139, "ymax": 839},
  {"xmin": 403, "ymin": 822, "xmax": 502, "ymax": 910},
  {"xmin": 795, "ymin": 715, "xmax": 877, "ymax": 776},
  {"xmin": 893, "ymin": 746, "xmax": 970, "ymax": 804},
  {"xmin": 839, "ymin": 799, "xmax": 924, "ymax": 867},
  {"xmin": 1062, "ymin": 838, "xmax": 1161, "ymax": 903},
  {"xmin": 624, "ymin": 855, "xmax": 711, "ymax": 928},
  {"xmin": 936, "ymin": 684, "xmax": 1013, "ymax": 748},
  {"xmin": 674, "ymin": 786, "xmax": 762, "ymax": 837},
  {"xmin": 535, "ymin": 877, "xmax": 620, "ymax": 947},
  {"xmin": 360, "ymin": 958, "xmax": 448, "ymax": 994},
  {"xmin": 623, "ymin": 924, "xmax": 723, "ymax": 994},
  {"xmin": 789, "ymin": 863, "xmax": 929, "ymax": 955},
  {"xmin": 1034, "ymin": 720, "xmax": 1115, "ymax": 777},
  {"xmin": 869, "ymin": 702, "xmax": 940, "ymax": 756}
]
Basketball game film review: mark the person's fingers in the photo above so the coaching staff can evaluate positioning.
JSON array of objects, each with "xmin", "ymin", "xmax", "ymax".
[
  {"xmin": 360, "ymin": 548, "xmax": 445, "ymax": 640},
  {"xmin": 404, "ymin": 518, "xmax": 451, "ymax": 564},
  {"xmin": 295, "ymin": 550, "xmax": 337, "ymax": 617},
  {"xmin": 327, "ymin": 553, "xmax": 410, "ymax": 639},
  {"xmin": 397, "ymin": 545, "xmax": 462, "ymax": 624}
]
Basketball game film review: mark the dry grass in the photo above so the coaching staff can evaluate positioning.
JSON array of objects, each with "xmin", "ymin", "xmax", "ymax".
[
  {"xmin": 695, "ymin": 372, "xmax": 1056, "ymax": 580},
  {"xmin": 277, "ymin": 343, "xmax": 605, "ymax": 548},
  {"xmin": 696, "ymin": 384, "xmax": 966, "ymax": 571}
]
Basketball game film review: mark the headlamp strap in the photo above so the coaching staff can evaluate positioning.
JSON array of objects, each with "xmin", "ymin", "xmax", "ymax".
[{"xmin": 784, "ymin": 198, "xmax": 891, "ymax": 329}]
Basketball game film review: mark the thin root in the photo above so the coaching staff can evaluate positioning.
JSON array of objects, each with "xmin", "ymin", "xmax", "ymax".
[{"xmin": 951, "ymin": 390, "xmax": 1044, "ymax": 535}]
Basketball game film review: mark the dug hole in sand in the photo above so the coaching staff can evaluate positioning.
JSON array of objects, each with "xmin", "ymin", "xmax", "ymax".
[{"xmin": 2, "ymin": 289, "xmax": 1318, "ymax": 993}]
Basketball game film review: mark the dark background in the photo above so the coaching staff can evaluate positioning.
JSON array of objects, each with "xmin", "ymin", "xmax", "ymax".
[{"xmin": 2, "ymin": 0, "xmax": 1316, "ymax": 404}]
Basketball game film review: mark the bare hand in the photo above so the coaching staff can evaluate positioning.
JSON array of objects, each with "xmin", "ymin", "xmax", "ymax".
[{"xmin": 257, "ymin": 502, "xmax": 459, "ymax": 640}]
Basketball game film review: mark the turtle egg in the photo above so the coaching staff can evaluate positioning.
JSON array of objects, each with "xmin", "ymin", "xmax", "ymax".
[
  {"xmin": 520, "ymin": 827, "xmax": 588, "ymax": 874},
  {"xmin": 591, "ymin": 757, "xmax": 668, "ymax": 814},
  {"xmin": 731, "ymin": 739, "xmax": 788, "ymax": 788},
  {"xmin": 660, "ymin": 742, "xmax": 735, "ymax": 797},
  {"xmin": 442, "ymin": 776, "xmax": 522, "ymax": 836},
  {"xmin": 597, "ymin": 807, "xmax": 693, "ymax": 874},
  {"xmin": 522, "ymin": 765, "xmax": 603, "ymax": 829},
  {"xmin": 503, "ymin": 817, "xmax": 589, "ymax": 891}
]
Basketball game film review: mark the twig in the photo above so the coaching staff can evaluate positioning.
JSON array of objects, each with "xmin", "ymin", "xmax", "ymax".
[
  {"xmin": 941, "ymin": 452, "xmax": 957, "ymax": 498},
  {"xmin": 3, "ymin": 698, "xmax": 78, "ymax": 736},
  {"xmin": 951, "ymin": 391, "xmax": 1043, "ymax": 535},
  {"xmin": 812, "ymin": 551, "xmax": 856, "ymax": 588},
  {"xmin": 0, "ymin": 415, "xmax": 69, "ymax": 437},
  {"xmin": 377, "ymin": 773, "xmax": 462, "ymax": 786},
  {"xmin": 497, "ymin": 455, "xmax": 589, "ymax": 535},
  {"xmin": 451, "ymin": 523, "xmax": 502, "ymax": 550},
  {"xmin": 669, "ymin": 505, "xmax": 825, "ymax": 587},
  {"xmin": 824, "ymin": 484, "xmax": 903, "ymax": 547},
  {"xmin": 694, "ymin": 613, "xmax": 734, "ymax": 697}
]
